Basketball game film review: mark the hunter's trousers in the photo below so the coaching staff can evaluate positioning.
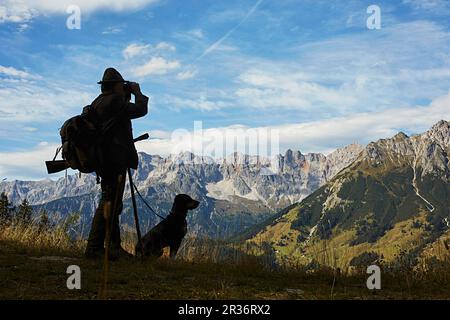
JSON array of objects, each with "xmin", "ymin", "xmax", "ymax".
[{"xmin": 86, "ymin": 168, "xmax": 126, "ymax": 254}]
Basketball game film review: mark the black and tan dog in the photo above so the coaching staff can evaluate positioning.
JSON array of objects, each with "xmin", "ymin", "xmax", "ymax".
[{"xmin": 136, "ymin": 194, "xmax": 199, "ymax": 259}]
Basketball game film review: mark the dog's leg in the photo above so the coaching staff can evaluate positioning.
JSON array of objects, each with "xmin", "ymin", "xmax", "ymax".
[
  {"xmin": 147, "ymin": 244, "xmax": 163, "ymax": 258},
  {"xmin": 169, "ymin": 241, "xmax": 181, "ymax": 259}
]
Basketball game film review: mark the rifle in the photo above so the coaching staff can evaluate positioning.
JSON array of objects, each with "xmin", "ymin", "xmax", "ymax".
[
  {"xmin": 133, "ymin": 133, "xmax": 149, "ymax": 143},
  {"xmin": 45, "ymin": 133, "xmax": 150, "ymax": 174},
  {"xmin": 46, "ymin": 160, "xmax": 68, "ymax": 174},
  {"xmin": 45, "ymin": 146, "xmax": 68, "ymax": 174}
]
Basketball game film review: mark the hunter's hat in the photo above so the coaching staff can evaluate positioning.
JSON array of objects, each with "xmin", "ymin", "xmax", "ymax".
[{"xmin": 97, "ymin": 67, "xmax": 128, "ymax": 84}]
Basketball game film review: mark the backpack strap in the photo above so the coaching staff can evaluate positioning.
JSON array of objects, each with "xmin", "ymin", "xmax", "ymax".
[{"xmin": 53, "ymin": 146, "xmax": 62, "ymax": 161}]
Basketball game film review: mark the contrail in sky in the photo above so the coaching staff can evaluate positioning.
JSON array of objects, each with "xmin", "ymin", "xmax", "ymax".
[{"xmin": 196, "ymin": 0, "xmax": 264, "ymax": 61}]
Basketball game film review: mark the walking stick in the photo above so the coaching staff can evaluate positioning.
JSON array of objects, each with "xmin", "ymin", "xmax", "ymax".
[
  {"xmin": 99, "ymin": 200, "xmax": 112, "ymax": 300},
  {"xmin": 99, "ymin": 174, "xmax": 125, "ymax": 299},
  {"xmin": 128, "ymin": 168, "xmax": 145, "ymax": 262}
]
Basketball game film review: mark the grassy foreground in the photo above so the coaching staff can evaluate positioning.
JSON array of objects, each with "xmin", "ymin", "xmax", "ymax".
[{"xmin": 1, "ymin": 224, "xmax": 450, "ymax": 300}]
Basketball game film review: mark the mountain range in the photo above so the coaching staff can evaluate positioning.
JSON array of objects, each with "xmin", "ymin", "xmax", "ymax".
[
  {"xmin": 245, "ymin": 120, "xmax": 450, "ymax": 267},
  {"xmin": 0, "ymin": 142, "xmax": 363, "ymax": 238}
]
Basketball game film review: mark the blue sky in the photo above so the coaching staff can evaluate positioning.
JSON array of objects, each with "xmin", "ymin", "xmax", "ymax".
[{"xmin": 1, "ymin": 0, "xmax": 450, "ymax": 180}]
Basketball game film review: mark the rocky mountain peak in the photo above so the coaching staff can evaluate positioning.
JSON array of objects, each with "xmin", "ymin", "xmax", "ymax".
[
  {"xmin": 431, "ymin": 119, "xmax": 449, "ymax": 132},
  {"xmin": 327, "ymin": 143, "xmax": 363, "ymax": 159},
  {"xmin": 393, "ymin": 132, "xmax": 409, "ymax": 140},
  {"xmin": 326, "ymin": 143, "xmax": 364, "ymax": 176},
  {"xmin": 362, "ymin": 130, "xmax": 416, "ymax": 164},
  {"xmin": 423, "ymin": 120, "xmax": 450, "ymax": 152},
  {"xmin": 283, "ymin": 149, "xmax": 304, "ymax": 166}
]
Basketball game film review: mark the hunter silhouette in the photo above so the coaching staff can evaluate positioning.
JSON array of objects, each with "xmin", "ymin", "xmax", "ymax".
[{"xmin": 85, "ymin": 68, "xmax": 148, "ymax": 260}]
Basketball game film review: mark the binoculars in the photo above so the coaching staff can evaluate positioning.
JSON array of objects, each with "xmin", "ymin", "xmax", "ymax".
[{"xmin": 124, "ymin": 82, "xmax": 132, "ymax": 100}]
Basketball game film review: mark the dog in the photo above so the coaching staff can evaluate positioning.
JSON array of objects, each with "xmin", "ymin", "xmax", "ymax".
[{"xmin": 136, "ymin": 194, "xmax": 199, "ymax": 259}]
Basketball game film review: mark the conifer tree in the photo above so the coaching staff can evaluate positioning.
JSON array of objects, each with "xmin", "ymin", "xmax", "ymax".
[
  {"xmin": 0, "ymin": 192, "xmax": 14, "ymax": 227},
  {"xmin": 38, "ymin": 209, "xmax": 50, "ymax": 232},
  {"xmin": 16, "ymin": 198, "xmax": 33, "ymax": 226}
]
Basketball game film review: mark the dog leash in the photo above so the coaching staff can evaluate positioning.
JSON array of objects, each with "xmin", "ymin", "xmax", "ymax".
[{"xmin": 131, "ymin": 181, "xmax": 166, "ymax": 220}]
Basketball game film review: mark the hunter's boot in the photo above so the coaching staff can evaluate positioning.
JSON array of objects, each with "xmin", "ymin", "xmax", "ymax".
[
  {"xmin": 85, "ymin": 199, "xmax": 107, "ymax": 259},
  {"xmin": 109, "ymin": 175, "xmax": 133, "ymax": 260}
]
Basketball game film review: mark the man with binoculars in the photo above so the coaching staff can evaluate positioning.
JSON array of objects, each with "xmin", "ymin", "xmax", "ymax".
[{"xmin": 85, "ymin": 67, "xmax": 148, "ymax": 260}]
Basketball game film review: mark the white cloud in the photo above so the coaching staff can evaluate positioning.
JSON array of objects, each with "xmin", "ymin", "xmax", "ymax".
[
  {"xmin": 135, "ymin": 138, "xmax": 176, "ymax": 157},
  {"xmin": 123, "ymin": 42, "xmax": 176, "ymax": 59},
  {"xmin": 403, "ymin": 0, "xmax": 450, "ymax": 14},
  {"xmin": 163, "ymin": 95, "xmax": 229, "ymax": 111},
  {"xmin": 123, "ymin": 43, "xmax": 151, "ymax": 59},
  {"xmin": 139, "ymin": 91, "xmax": 450, "ymax": 157},
  {"xmin": 0, "ymin": 0, "xmax": 159, "ymax": 27},
  {"xmin": 0, "ymin": 1, "xmax": 37, "ymax": 23},
  {"xmin": 17, "ymin": 23, "xmax": 29, "ymax": 32},
  {"xmin": 124, "ymin": 42, "xmax": 179, "ymax": 78},
  {"xmin": 0, "ymin": 65, "xmax": 41, "ymax": 80},
  {"xmin": 188, "ymin": 29, "xmax": 204, "ymax": 38},
  {"xmin": 4, "ymin": 0, "xmax": 159, "ymax": 15},
  {"xmin": 273, "ymin": 94, "xmax": 450, "ymax": 153},
  {"xmin": 147, "ymin": 130, "xmax": 172, "ymax": 139},
  {"xmin": 172, "ymin": 29, "xmax": 204, "ymax": 43},
  {"xmin": 236, "ymin": 69, "xmax": 356, "ymax": 110},
  {"xmin": 102, "ymin": 26, "xmax": 123, "ymax": 35},
  {"xmin": 0, "ymin": 80, "xmax": 92, "ymax": 123},
  {"xmin": 176, "ymin": 68, "xmax": 198, "ymax": 80},
  {"xmin": 132, "ymin": 57, "xmax": 180, "ymax": 77},
  {"xmin": 230, "ymin": 20, "xmax": 450, "ymax": 113},
  {"xmin": 155, "ymin": 42, "xmax": 176, "ymax": 51}
]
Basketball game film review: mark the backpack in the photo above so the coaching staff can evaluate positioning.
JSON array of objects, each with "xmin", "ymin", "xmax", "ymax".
[{"xmin": 59, "ymin": 105, "xmax": 103, "ymax": 174}]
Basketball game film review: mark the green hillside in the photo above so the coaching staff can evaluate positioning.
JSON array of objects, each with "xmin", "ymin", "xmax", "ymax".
[{"xmin": 246, "ymin": 122, "xmax": 450, "ymax": 269}]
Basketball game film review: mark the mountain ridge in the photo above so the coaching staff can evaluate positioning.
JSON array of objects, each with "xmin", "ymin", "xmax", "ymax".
[
  {"xmin": 0, "ymin": 144, "xmax": 363, "ymax": 237},
  {"xmin": 245, "ymin": 120, "xmax": 450, "ymax": 267}
]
